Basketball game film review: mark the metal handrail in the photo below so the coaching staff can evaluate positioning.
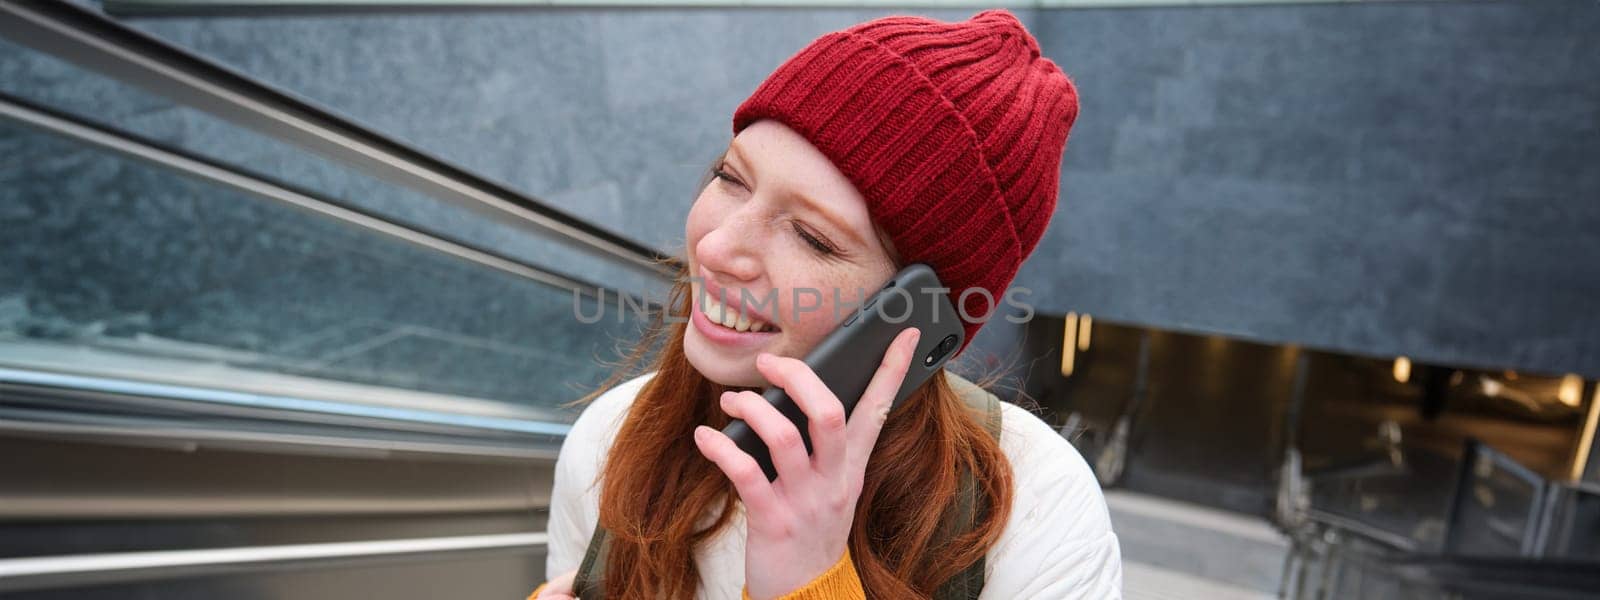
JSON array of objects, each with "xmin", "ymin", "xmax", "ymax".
[
  {"xmin": 0, "ymin": 532, "xmax": 546, "ymax": 592},
  {"xmin": 0, "ymin": 366, "xmax": 573, "ymax": 439},
  {"xmin": 0, "ymin": 91, "xmax": 619, "ymax": 300},
  {"xmin": 0, "ymin": 0, "xmax": 677, "ymax": 284},
  {"xmin": 1284, "ymin": 507, "xmax": 1600, "ymax": 599},
  {"xmin": 1302, "ymin": 508, "xmax": 1420, "ymax": 554}
]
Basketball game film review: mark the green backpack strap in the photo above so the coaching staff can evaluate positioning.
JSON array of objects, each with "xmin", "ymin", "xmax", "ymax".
[
  {"xmin": 935, "ymin": 373, "xmax": 1003, "ymax": 600},
  {"xmin": 571, "ymin": 521, "xmax": 610, "ymax": 600},
  {"xmin": 570, "ymin": 375, "xmax": 1002, "ymax": 600}
]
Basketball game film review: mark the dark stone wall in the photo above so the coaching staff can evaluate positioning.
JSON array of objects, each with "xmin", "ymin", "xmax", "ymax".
[
  {"xmin": 6, "ymin": 1, "xmax": 1597, "ymax": 380},
  {"xmin": 1025, "ymin": 1, "xmax": 1600, "ymax": 378}
]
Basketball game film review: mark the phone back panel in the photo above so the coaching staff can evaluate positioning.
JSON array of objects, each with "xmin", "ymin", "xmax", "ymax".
[{"xmin": 724, "ymin": 263, "xmax": 966, "ymax": 481}]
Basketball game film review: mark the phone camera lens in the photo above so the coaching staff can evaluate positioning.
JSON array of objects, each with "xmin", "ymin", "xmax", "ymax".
[{"xmin": 924, "ymin": 334, "xmax": 960, "ymax": 367}]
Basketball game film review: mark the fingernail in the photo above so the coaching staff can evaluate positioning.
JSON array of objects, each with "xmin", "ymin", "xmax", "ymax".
[{"xmin": 694, "ymin": 426, "xmax": 708, "ymax": 441}]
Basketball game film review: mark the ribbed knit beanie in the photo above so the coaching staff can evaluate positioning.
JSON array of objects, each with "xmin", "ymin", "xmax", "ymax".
[{"xmin": 732, "ymin": 9, "xmax": 1079, "ymax": 356}]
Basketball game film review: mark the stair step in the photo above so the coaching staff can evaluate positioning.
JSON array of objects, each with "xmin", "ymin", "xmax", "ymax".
[{"xmin": 1107, "ymin": 490, "xmax": 1288, "ymax": 596}]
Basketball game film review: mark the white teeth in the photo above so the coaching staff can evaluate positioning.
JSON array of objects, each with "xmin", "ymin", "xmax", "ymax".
[{"xmin": 694, "ymin": 282, "xmax": 773, "ymax": 333}]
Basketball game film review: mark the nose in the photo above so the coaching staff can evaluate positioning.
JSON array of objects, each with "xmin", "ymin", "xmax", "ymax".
[{"xmin": 694, "ymin": 206, "xmax": 763, "ymax": 283}]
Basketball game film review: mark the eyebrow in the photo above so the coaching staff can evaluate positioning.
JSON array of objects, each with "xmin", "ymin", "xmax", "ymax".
[{"xmin": 726, "ymin": 141, "xmax": 868, "ymax": 248}]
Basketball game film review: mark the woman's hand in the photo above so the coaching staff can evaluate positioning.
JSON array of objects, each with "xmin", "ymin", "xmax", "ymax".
[
  {"xmin": 693, "ymin": 327, "xmax": 922, "ymax": 600},
  {"xmin": 534, "ymin": 569, "xmax": 578, "ymax": 599}
]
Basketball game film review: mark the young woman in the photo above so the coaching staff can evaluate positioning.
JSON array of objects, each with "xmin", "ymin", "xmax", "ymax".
[{"xmin": 530, "ymin": 9, "xmax": 1120, "ymax": 600}]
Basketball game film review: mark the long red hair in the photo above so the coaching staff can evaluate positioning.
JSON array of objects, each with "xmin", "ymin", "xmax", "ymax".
[{"xmin": 563, "ymin": 159, "xmax": 1014, "ymax": 599}]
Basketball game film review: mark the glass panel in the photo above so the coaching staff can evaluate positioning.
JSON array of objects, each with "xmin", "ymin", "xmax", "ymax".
[
  {"xmin": 1446, "ymin": 444, "xmax": 1542, "ymax": 556},
  {"xmin": 0, "ymin": 36, "xmax": 659, "ymax": 299},
  {"xmin": 0, "ymin": 40, "xmax": 652, "ymax": 419}
]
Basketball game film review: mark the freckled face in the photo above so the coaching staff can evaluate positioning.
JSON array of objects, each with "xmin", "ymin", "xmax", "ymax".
[{"xmin": 684, "ymin": 120, "xmax": 897, "ymax": 388}]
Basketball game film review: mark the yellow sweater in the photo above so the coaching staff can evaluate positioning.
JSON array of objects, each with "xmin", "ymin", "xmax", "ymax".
[{"xmin": 525, "ymin": 547, "xmax": 864, "ymax": 600}]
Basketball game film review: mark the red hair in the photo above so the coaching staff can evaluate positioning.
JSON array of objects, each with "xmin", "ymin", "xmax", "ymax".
[{"xmin": 561, "ymin": 161, "xmax": 1014, "ymax": 599}]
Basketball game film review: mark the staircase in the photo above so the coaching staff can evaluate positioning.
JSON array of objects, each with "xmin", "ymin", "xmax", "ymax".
[{"xmin": 1107, "ymin": 490, "xmax": 1287, "ymax": 600}]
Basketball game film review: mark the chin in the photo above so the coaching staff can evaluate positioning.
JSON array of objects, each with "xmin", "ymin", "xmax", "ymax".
[{"xmin": 683, "ymin": 332, "xmax": 766, "ymax": 388}]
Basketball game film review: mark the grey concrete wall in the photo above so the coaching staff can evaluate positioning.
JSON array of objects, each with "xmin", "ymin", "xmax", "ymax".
[
  {"xmin": 10, "ymin": 1, "xmax": 1598, "ymax": 378},
  {"xmin": 1025, "ymin": 2, "xmax": 1600, "ymax": 378}
]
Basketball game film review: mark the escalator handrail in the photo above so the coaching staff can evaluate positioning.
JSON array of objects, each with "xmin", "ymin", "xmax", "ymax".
[
  {"xmin": 0, "ymin": 366, "xmax": 573, "ymax": 440},
  {"xmin": 0, "ymin": 90, "xmax": 623, "ymax": 301},
  {"xmin": 0, "ymin": 532, "xmax": 546, "ymax": 592},
  {"xmin": 0, "ymin": 0, "xmax": 678, "ymax": 283}
]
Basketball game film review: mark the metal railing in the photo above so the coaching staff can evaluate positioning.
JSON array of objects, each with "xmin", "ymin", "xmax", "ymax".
[{"xmin": 0, "ymin": 0, "xmax": 676, "ymax": 286}]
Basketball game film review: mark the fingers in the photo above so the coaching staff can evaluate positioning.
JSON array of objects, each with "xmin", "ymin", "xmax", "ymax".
[
  {"xmin": 535, "ymin": 569, "xmax": 577, "ymax": 599},
  {"xmin": 720, "ymin": 390, "xmax": 814, "ymax": 483},
  {"xmin": 693, "ymin": 422, "xmax": 781, "ymax": 514},
  {"xmin": 551, "ymin": 569, "xmax": 576, "ymax": 589},
  {"xmin": 846, "ymin": 327, "xmax": 921, "ymax": 469},
  {"xmin": 752, "ymin": 353, "xmax": 849, "ymax": 479}
]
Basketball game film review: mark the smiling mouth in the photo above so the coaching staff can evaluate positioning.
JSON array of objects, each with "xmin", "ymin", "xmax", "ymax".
[{"xmin": 692, "ymin": 281, "xmax": 779, "ymax": 333}]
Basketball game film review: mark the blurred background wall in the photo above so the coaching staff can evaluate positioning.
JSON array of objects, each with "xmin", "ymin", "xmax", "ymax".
[{"xmin": 20, "ymin": 0, "xmax": 1589, "ymax": 378}]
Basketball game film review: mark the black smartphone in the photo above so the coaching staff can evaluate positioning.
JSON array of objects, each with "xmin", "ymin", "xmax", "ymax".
[{"xmin": 719, "ymin": 263, "xmax": 966, "ymax": 482}]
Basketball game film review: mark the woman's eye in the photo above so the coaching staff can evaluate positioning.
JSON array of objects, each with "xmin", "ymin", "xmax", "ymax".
[
  {"xmin": 711, "ymin": 165, "xmax": 739, "ymax": 187},
  {"xmin": 793, "ymin": 223, "xmax": 836, "ymax": 255}
]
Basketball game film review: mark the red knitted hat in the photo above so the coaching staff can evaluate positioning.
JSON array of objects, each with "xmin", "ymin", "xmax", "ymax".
[{"xmin": 732, "ymin": 9, "xmax": 1079, "ymax": 356}]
